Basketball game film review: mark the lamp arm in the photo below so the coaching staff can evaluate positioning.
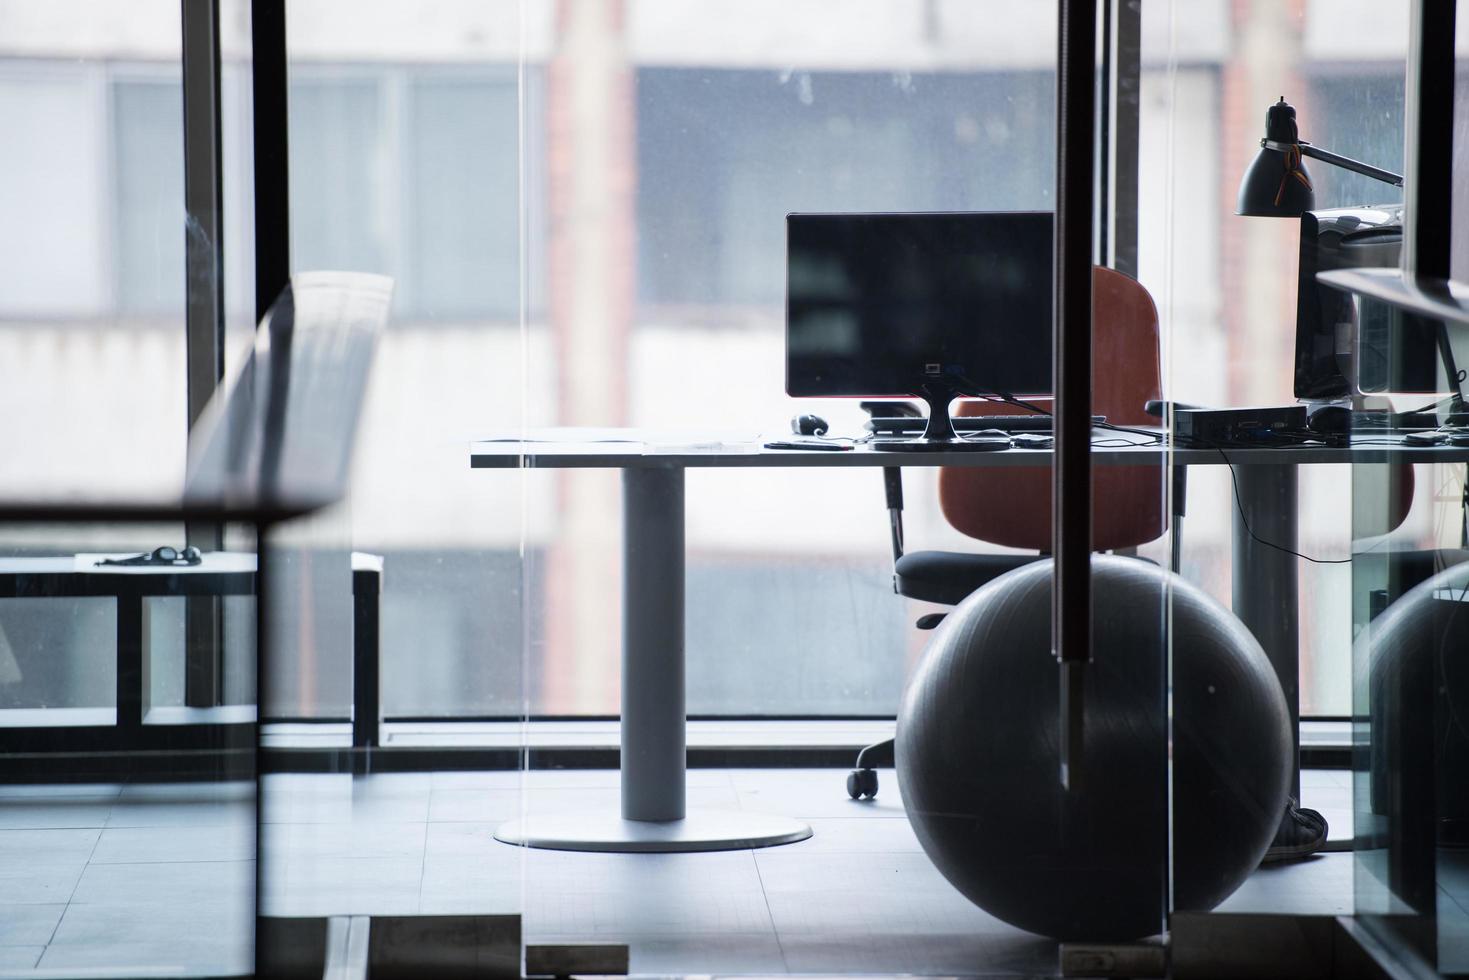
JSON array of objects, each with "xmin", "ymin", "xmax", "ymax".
[
  {"xmin": 1300, "ymin": 143, "xmax": 1404, "ymax": 187},
  {"xmin": 1263, "ymin": 138, "xmax": 1404, "ymax": 187}
]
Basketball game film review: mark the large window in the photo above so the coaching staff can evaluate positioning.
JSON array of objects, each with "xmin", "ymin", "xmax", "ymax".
[
  {"xmin": 4, "ymin": 0, "xmax": 1427, "ymax": 727},
  {"xmin": 281, "ymin": 4, "xmax": 535, "ymax": 720}
]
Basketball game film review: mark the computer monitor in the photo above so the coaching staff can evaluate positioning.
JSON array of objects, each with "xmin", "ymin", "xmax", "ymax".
[
  {"xmin": 1296, "ymin": 205, "xmax": 1448, "ymax": 401},
  {"xmin": 786, "ymin": 211, "xmax": 1053, "ymax": 449}
]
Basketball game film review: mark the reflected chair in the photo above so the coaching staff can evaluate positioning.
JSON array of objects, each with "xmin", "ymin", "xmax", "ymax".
[
  {"xmin": 848, "ymin": 266, "xmax": 1168, "ymax": 799},
  {"xmin": 0, "ymin": 272, "xmax": 394, "ymax": 770}
]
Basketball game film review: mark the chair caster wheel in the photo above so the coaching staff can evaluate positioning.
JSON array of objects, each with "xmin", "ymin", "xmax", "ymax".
[{"xmin": 847, "ymin": 768, "xmax": 879, "ymax": 800}]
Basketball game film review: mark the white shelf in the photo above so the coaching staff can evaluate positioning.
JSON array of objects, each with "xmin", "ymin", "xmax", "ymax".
[{"xmin": 1320, "ymin": 267, "xmax": 1469, "ymax": 329}]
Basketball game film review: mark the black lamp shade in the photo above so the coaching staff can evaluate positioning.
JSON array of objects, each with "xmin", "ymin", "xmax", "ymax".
[
  {"xmin": 1236, "ymin": 97, "xmax": 1316, "ymax": 217},
  {"xmin": 1237, "ymin": 146, "xmax": 1316, "ymax": 216}
]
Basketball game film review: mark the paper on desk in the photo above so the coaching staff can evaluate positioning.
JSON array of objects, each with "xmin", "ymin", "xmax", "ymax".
[
  {"xmin": 471, "ymin": 428, "xmax": 641, "ymax": 457},
  {"xmin": 640, "ymin": 431, "xmax": 762, "ymax": 454},
  {"xmin": 472, "ymin": 428, "xmax": 762, "ymax": 454},
  {"xmin": 476, "ymin": 427, "xmax": 639, "ymax": 444}
]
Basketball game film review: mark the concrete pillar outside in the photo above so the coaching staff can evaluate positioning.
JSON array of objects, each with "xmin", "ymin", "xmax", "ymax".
[{"xmin": 540, "ymin": 0, "xmax": 636, "ymax": 713}]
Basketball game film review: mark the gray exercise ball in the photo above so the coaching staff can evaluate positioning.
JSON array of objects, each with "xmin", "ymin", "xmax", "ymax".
[
  {"xmin": 897, "ymin": 555, "xmax": 1290, "ymax": 941},
  {"xmin": 1359, "ymin": 559, "xmax": 1469, "ymax": 846}
]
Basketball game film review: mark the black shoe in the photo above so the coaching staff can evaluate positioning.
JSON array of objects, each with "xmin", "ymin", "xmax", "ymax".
[{"xmin": 1262, "ymin": 796, "xmax": 1328, "ymax": 863}]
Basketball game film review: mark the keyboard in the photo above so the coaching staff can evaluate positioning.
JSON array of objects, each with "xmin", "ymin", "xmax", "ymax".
[{"xmin": 866, "ymin": 414, "xmax": 1104, "ymax": 435}]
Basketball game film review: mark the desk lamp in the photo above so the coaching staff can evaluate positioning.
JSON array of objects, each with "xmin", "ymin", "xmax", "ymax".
[
  {"xmin": 1236, "ymin": 97, "xmax": 1403, "ymax": 217},
  {"xmin": 1233, "ymin": 97, "xmax": 1425, "ymax": 435}
]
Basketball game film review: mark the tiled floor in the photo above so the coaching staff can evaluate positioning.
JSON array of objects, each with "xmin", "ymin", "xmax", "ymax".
[
  {"xmin": 0, "ymin": 780, "xmax": 255, "ymax": 976},
  {"xmin": 0, "ymin": 768, "xmax": 1366, "ymax": 977}
]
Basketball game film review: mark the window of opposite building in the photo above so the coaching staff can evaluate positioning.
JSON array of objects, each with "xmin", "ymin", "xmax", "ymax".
[
  {"xmin": 1, "ymin": 66, "xmax": 528, "ymax": 325},
  {"xmin": 287, "ymin": 69, "xmax": 525, "ymax": 323},
  {"xmin": 634, "ymin": 67, "xmax": 1056, "ymax": 312},
  {"xmin": 113, "ymin": 79, "xmax": 187, "ymax": 315}
]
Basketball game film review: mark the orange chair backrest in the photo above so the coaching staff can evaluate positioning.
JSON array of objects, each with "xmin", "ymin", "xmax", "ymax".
[{"xmin": 938, "ymin": 266, "xmax": 1166, "ymax": 552}]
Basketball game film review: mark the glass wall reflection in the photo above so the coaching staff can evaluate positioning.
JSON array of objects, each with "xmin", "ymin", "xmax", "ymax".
[{"xmin": 0, "ymin": 3, "xmax": 255, "ymax": 975}]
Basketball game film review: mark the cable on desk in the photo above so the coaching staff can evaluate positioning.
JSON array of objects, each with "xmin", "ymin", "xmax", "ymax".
[
  {"xmin": 1214, "ymin": 446, "xmax": 1352, "ymax": 565},
  {"xmin": 1093, "ymin": 424, "xmax": 1166, "ymax": 444},
  {"xmin": 1090, "ymin": 437, "xmax": 1157, "ymax": 448},
  {"xmin": 966, "ymin": 384, "xmax": 1166, "ymax": 445}
]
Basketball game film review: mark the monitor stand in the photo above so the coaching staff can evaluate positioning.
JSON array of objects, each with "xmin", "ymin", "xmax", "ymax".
[
  {"xmin": 1437, "ymin": 323, "xmax": 1469, "ymax": 426},
  {"xmin": 870, "ymin": 384, "xmax": 1009, "ymax": 452},
  {"xmin": 1380, "ymin": 324, "xmax": 1469, "ymax": 429}
]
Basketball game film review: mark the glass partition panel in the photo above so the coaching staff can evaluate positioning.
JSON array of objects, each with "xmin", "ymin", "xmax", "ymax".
[
  {"xmin": 1134, "ymin": 0, "xmax": 1423, "ymax": 964},
  {"xmin": 0, "ymin": 3, "xmax": 256, "ymax": 976},
  {"xmin": 0, "ymin": 12, "xmax": 187, "ymax": 505},
  {"xmin": 255, "ymin": 1, "xmax": 532, "ymax": 962},
  {"xmin": 268, "ymin": 2, "xmax": 534, "ymax": 727},
  {"xmin": 0, "ymin": 523, "xmax": 257, "ymax": 979},
  {"xmin": 1349, "ymin": 379, "xmax": 1469, "ymax": 974},
  {"xmin": 1138, "ymin": 0, "xmax": 1415, "ymax": 723},
  {"xmin": 510, "ymin": 2, "xmax": 1165, "ymax": 976},
  {"xmin": 523, "ymin": 6, "xmax": 1061, "ymax": 723},
  {"xmin": 1348, "ymin": 3, "xmax": 1469, "ymax": 966}
]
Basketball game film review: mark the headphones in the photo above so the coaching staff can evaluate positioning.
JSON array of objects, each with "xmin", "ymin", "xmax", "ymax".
[
  {"xmin": 96, "ymin": 546, "xmax": 204, "ymax": 567},
  {"xmin": 791, "ymin": 414, "xmax": 829, "ymax": 437}
]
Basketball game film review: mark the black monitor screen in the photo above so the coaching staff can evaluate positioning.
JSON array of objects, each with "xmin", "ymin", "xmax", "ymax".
[
  {"xmin": 786, "ymin": 211, "xmax": 1053, "ymax": 399},
  {"xmin": 1296, "ymin": 205, "xmax": 1444, "ymax": 399}
]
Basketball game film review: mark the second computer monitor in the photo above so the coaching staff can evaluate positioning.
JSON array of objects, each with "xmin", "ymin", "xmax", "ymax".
[{"xmin": 786, "ymin": 211, "xmax": 1053, "ymax": 402}]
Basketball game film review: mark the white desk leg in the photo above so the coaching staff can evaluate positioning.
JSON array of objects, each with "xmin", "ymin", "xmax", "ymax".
[
  {"xmin": 622, "ymin": 465, "xmax": 687, "ymax": 820},
  {"xmin": 494, "ymin": 465, "xmax": 811, "ymax": 852},
  {"xmin": 1231, "ymin": 462, "xmax": 1300, "ymax": 800}
]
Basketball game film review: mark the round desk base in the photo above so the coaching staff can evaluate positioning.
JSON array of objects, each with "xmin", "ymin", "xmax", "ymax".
[{"xmin": 493, "ymin": 807, "xmax": 812, "ymax": 853}]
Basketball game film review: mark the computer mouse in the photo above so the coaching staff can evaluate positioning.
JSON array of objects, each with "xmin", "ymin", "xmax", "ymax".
[
  {"xmin": 791, "ymin": 414, "xmax": 829, "ymax": 437},
  {"xmin": 1307, "ymin": 405, "xmax": 1351, "ymax": 435}
]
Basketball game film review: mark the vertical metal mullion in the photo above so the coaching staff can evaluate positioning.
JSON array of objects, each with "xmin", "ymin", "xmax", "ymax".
[
  {"xmin": 183, "ymin": 0, "xmax": 225, "ymax": 415},
  {"xmin": 249, "ymin": 5, "xmax": 288, "ymax": 960},
  {"xmin": 182, "ymin": 0, "xmax": 226, "ymax": 709},
  {"xmin": 1054, "ymin": 0, "xmax": 1097, "ymax": 789},
  {"xmin": 252, "ymin": 525, "xmax": 270, "ymax": 972},
  {"xmin": 116, "ymin": 594, "xmax": 145, "ymax": 735},
  {"xmin": 351, "ymin": 565, "xmax": 382, "ymax": 758},
  {"xmin": 1095, "ymin": 0, "xmax": 1111, "ymax": 265},
  {"xmin": 1109, "ymin": 0, "xmax": 1142, "ymax": 277},
  {"xmin": 252, "ymin": 0, "xmax": 291, "ymax": 323},
  {"xmin": 1401, "ymin": 0, "xmax": 1455, "ymax": 283}
]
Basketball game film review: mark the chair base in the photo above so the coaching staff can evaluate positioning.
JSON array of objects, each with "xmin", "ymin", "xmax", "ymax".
[
  {"xmin": 846, "ymin": 737, "xmax": 896, "ymax": 800},
  {"xmin": 847, "ymin": 768, "xmax": 879, "ymax": 800}
]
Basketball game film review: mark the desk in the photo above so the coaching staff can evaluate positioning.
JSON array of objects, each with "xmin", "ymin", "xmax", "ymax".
[{"xmin": 472, "ymin": 430, "xmax": 1469, "ymax": 852}]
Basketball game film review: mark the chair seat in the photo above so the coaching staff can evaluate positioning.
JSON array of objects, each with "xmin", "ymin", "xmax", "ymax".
[{"xmin": 894, "ymin": 551, "xmax": 1041, "ymax": 605}]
